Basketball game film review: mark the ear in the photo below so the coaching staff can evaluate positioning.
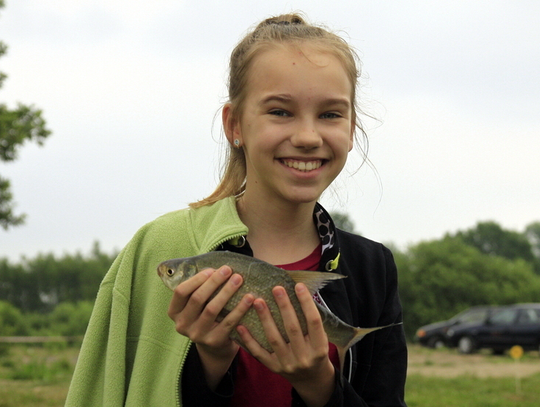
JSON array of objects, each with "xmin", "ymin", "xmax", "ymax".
[
  {"xmin": 348, "ymin": 120, "xmax": 355, "ymax": 152},
  {"xmin": 222, "ymin": 103, "xmax": 242, "ymax": 146}
]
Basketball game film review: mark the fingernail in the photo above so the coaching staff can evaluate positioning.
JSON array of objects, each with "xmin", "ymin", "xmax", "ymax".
[
  {"xmin": 220, "ymin": 266, "xmax": 231, "ymax": 276},
  {"xmin": 254, "ymin": 301, "xmax": 264, "ymax": 311},
  {"xmin": 203, "ymin": 269, "xmax": 213, "ymax": 277},
  {"xmin": 274, "ymin": 287, "xmax": 285, "ymax": 299},
  {"xmin": 296, "ymin": 283, "xmax": 306, "ymax": 294},
  {"xmin": 230, "ymin": 274, "xmax": 242, "ymax": 286},
  {"xmin": 244, "ymin": 295, "xmax": 254, "ymax": 305}
]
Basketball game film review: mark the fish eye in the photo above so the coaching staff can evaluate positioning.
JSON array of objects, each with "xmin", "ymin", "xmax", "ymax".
[{"xmin": 166, "ymin": 268, "xmax": 175, "ymax": 276}]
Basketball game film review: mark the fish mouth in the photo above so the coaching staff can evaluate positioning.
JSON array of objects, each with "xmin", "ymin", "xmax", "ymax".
[
  {"xmin": 157, "ymin": 264, "xmax": 167, "ymax": 277},
  {"xmin": 280, "ymin": 159, "xmax": 325, "ymax": 172}
]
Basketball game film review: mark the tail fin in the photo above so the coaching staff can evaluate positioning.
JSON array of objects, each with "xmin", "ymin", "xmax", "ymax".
[{"xmin": 336, "ymin": 322, "xmax": 402, "ymax": 369}]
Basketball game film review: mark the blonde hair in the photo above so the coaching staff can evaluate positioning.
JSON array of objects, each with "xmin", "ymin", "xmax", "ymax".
[{"xmin": 190, "ymin": 13, "xmax": 367, "ymax": 208}]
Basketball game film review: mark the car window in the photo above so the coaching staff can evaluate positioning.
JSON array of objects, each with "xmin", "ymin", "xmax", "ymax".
[
  {"xmin": 517, "ymin": 309, "xmax": 540, "ymax": 325},
  {"xmin": 458, "ymin": 309, "xmax": 488, "ymax": 324},
  {"xmin": 489, "ymin": 309, "xmax": 518, "ymax": 325}
]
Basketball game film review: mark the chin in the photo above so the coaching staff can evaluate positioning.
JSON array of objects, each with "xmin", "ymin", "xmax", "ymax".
[{"xmin": 282, "ymin": 190, "xmax": 323, "ymax": 205}]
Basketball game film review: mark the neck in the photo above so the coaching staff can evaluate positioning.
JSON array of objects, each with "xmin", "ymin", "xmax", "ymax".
[{"xmin": 236, "ymin": 194, "xmax": 320, "ymax": 265}]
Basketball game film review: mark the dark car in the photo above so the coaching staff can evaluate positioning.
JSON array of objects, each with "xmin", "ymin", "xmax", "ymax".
[
  {"xmin": 415, "ymin": 306, "xmax": 498, "ymax": 349},
  {"xmin": 446, "ymin": 303, "xmax": 540, "ymax": 354}
]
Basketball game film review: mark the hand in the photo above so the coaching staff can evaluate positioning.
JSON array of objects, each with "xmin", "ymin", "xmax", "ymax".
[
  {"xmin": 167, "ymin": 265, "xmax": 254, "ymax": 389},
  {"xmin": 236, "ymin": 283, "xmax": 335, "ymax": 407}
]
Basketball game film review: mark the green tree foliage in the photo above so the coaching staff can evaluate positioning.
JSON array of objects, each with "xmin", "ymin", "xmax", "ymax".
[
  {"xmin": 0, "ymin": 242, "xmax": 116, "ymax": 313},
  {"xmin": 525, "ymin": 222, "xmax": 540, "ymax": 254},
  {"xmin": 396, "ymin": 236, "xmax": 540, "ymax": 339},
  {"xmin": 0, "ymin": 0, "xmax": 52, "ymax": 230},
  {"xmin": 28, "ymin": 301, "xmax": 94, "ymax": 336},
  {"xmin": 329, "ymin": 211, "xmax": 356, "ymax": 233},
  {"xmin": 525, "ymin": 221, "xmax": 540, "ymax": 273},
  {"xmin": 0, "ymin": 300, "xmax": 29, "ymax": 336},
  {"xmin": 0, "ymin": 300, "xmax": 93, "ymax": 338},
  {"xmin": 454, "ymin": 221, "xmax": 535, "ymax": 263}
]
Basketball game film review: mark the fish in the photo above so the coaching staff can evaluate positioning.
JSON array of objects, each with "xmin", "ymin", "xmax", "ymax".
[{"xmin": 157, "ymin": 251, "xmax": 399, "ymax": 364}]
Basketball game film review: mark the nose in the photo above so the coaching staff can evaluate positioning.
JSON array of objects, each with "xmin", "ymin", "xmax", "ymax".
[{"xmin": 290, "ymin": 119, "xmax": 323, "ymax": 150}]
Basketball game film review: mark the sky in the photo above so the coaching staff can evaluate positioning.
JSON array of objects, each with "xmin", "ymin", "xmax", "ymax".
[{"xmin": 1, "ymin": 0, "xmax": 539, "ymax": 261}]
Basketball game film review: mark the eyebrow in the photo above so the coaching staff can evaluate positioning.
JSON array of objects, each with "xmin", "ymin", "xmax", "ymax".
[
  {"xmin": 322, "ymin": 98, "xmax": 351, "ymax": 109},
  {"xmin": 260, "ymin": 94, "xmax": 293, "ymax": 105},
  {"xmin": 259, "ymin": 94, "xmax": 351, "ymax": 108}
]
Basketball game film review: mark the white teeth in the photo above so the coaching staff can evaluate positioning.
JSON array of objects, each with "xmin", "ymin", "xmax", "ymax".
[{"xmin": 283, "ymin": 160, "xmax": 322, "ymax": 172}]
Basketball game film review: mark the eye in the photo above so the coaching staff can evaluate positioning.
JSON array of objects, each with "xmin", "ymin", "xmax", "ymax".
[
  {"xmin": 269, "ymin": 109, "xmax": 291, "ymax": 117},
  {"xmin": 166, "ymin": 268, "xmax": 175, "ymax": 276},
  {"xmin": 320, "ymin": 112, "xmax": 342, "ymax": 119}
]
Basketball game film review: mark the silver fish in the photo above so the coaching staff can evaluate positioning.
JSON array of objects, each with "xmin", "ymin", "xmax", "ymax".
[{"xmin": 157, "ymin": 251, "xmax": 398, "ymax": 363}]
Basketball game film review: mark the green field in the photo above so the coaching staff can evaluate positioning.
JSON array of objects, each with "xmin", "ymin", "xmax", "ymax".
[
  {"xmin": 0, "ymin": 344, "xmax": 538, "ymax": 406},
  {"xmin": 406, "ymin": 373, "xmax": 540, "ymax": 407}
]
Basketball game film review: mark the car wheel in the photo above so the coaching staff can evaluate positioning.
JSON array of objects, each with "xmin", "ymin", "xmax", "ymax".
[
  {"xmin": 427, "ymin": 336, "xmax": 445, "ymax": 349},
  {"xmin": 458, "ymin": 336, "xmax": 476, "ymax": 354}
]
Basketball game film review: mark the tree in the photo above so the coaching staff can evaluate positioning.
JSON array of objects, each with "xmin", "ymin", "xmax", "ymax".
[
  {"xmin": 453, "ymin": 221, "xmax": 535, "ymax": 263},
  {"xmin": 0, "ymin": 242, "xmax": 115, "ymax": 313},
  {"xmin": 525, "ymin": 221, "xmax": 540, "ymax": 274},
  {"xmin": 329, "ymin": 211, "xmax": 357, "ymax": 234},
  {"xmin": 0, "ymin": 0, "xmax": 51, "ymax": 230}
]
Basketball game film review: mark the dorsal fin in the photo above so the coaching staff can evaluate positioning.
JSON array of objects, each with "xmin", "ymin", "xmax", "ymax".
[{"xmin": 285, "ymin": 270, "xmax": 346, "ymax": 295}]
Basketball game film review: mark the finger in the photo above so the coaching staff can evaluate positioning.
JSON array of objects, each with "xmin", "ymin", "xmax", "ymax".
[
  {"xmin": 167, "ymin": 268, "xmax": 215, "ymax": 318},
  {"xmin": 236, "ymin": 324, "xmax": 268, "ymax": 356},
  {"xmin": 180, "ymin": 265, "xmax": 233, "ymax": 317},
  {"xmin": 253, "ymin": 297, "xmax": 288, "ymax": 352},
  {"xmin": 216, "ymin": 292, "xmax": 254, "ymax": 336},
  {"xmin": 200, "ymin": 273, "xmax": 245, "ymax": 326},
  {"xmin": 273, "ymin": 286, "xmax": 306, "ymax": 350},
  {"xmin": 295, "ymin": 283, "xmax": 328, "ymax": 349}
]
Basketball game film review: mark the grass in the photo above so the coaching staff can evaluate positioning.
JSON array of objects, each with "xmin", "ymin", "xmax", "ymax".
[
  {"xmin": 0, "ymin": 343, "xmax": 538, "ymax": 406},
  {"xmin": 406, "ymin": 373, "xmax": 540, "ymax": 407},
  {"xmin": 0, "ymin": 345, "xmax": 78, "ymax": 407}
]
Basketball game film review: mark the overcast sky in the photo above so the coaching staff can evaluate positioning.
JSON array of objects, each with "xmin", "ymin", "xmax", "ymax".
[{"xmin": 1, "ymin": 0, "xmax": 539, "ymax": 261}]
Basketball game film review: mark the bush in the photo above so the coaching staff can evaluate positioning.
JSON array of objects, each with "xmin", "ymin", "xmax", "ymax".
[{"xmin": 0, "ymin": 300, "xmax": 29, "ymax": 336}]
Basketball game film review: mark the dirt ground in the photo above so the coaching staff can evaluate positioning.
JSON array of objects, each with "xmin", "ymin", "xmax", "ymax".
[{"xmin": 407, "ymin": 345, "xmax": 540, "ymax": 378}]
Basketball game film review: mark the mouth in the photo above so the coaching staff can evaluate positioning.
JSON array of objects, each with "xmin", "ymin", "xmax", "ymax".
[{"xmin": 280, "ymin": 159, "xmax": 324, "ymax": 172}]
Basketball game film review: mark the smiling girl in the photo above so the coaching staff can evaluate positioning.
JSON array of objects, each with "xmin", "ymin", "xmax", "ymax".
[{"xmin": 66, "ymin": 13, "xmax": 407, "ymax": 407}]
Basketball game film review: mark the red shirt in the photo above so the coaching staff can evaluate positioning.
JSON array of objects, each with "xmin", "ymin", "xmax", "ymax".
[{"xmin": 230, "ymin": 244, "xmax": 340, "ymax": 406}]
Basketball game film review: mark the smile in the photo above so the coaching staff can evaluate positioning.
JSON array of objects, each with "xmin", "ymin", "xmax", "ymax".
[{"xmin": 281, "ymin": 159, "xmax": 323, "ymax": 172}]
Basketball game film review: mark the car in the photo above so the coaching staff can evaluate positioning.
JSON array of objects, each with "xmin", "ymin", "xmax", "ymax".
[
  {"xmin": 446, "ymin": 303, "xmax": 540, "ymax": 354},
  {"xmin": 415, "ymin": 306, "xmax": 499, "ymax": 349}
]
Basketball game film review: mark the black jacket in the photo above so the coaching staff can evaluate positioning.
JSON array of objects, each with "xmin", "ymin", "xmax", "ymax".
[{"xmin": 182, "ymin": 205, "xmax": 408, "ymax": 406}]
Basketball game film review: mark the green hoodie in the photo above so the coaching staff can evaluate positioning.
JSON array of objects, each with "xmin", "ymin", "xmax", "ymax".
[{"xmin": 65, "ymin": 197, "xmax": 248, "ymax": 406}]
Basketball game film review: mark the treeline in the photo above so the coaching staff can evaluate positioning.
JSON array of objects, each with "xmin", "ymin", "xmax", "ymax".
[
  {"xmin": 1, "ymin": 222, "xmax": 540, "ymax": 340},
  {"xmin": 0, "ymin": 242, "xmax": 116, "ymax": 337}
]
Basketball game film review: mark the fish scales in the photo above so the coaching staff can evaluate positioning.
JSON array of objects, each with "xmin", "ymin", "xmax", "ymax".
[{"xmin": 157, "ymin": 251, "xmax": 398, "ymax": 359}]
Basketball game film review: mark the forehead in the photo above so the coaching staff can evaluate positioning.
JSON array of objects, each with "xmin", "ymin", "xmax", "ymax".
[{"xmin": 246, "ymin": 44, "xmax": 352, "ymax": 100}]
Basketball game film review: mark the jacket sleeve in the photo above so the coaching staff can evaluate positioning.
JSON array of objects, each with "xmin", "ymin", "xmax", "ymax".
[
  {"xmin": 343, "ymin": 245, "xmax": 407, "ymax": 407},
  {"xmin": 358, "ymin": 246, "xmax": 407, "ymax": 406},
  {"xmin": 307, "ymin": 243, "xmax": 407, "ymax": 407},
  {"xmin": 181, "ymin": 345, "xmax": 235, "ymax": 406}
]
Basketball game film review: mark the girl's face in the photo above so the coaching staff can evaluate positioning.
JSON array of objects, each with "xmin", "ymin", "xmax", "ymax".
[{"xmin": 227, "ymin": 44, "xmax": 354, "ymax": 207}]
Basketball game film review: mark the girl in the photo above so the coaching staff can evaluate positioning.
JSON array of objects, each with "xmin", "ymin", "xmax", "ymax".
[{"xmin": 66, "ymin": 13, "xmax": 407, "ymax": 407}]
